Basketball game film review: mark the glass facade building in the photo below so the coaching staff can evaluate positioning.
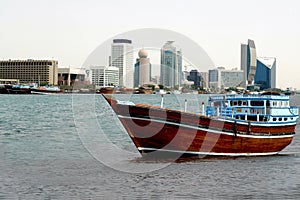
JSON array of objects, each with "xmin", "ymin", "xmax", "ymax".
[
  {"xmin": 254, "ymin": 57, "xmax": 276, "ymax": 90},
  {"xmin": 187, "ymin": 70, "xmax": 201, "ymax": 89},
  {"xmin": 160, "ymin": 41, "xmax": 182, "ymax": 88},
  {"xmin": 241, "ymin": 39, "xmax": 257, "ymax": 86}
]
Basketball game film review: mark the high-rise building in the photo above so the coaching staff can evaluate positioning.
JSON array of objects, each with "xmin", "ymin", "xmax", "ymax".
[
  {"xmin": 134, "ymin": 49, "xmax": 151, "ymax": 87},
  {"xmin": 0, "ymin": 59, "xmax": 58, "ymax": 85},
  {"xmin": 160, "ymin": 41, "xmax": 182, "ymax": 88},
  {"xmin": 208, "ymin": 67, "xmax": 225, "ymax": 89},
  {"xmin": 90, "ymin": 66, "xmax": 119, "ymax": 87},
  {"xmin": 254, "ymin": 57, "xmax": 276, "ymax": 90},
  {"xmin": 182, "ymin": 65, "xmax": 190, "ymax": 82},
  {"xmin": 241, "ymin": 39, "xmax": 257, "ymax": 87},
  {"xmin": 111, "ymin": 39, "xmax": 133, "ymax": 88},
  {"xmin": 187, "ymin": 70, "xmax": 201, "ymax": 89},
  {"xmin": 199, "ymin": 72, "xmax": 208, "ymax": 89}
]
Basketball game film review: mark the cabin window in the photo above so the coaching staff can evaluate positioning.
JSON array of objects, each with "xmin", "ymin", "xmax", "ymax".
[
  {"xmin": 273, "ymin": 118, "xmax": 277, "ymax": 121},
  {"xmin": 273, "ymin": 101, "xmax": 277, "ymax": 107},
  {"xmin": 238, "ymin": 101, "xmax": 242, "ymax": 106},
  {"xmin": 278, "ymin": 118, "xmax": 282, "ymax": 121},
  {"xmin": 214, "ymin": 101, "xmax": 221, "ymax": 107},
  {"xmin": 284, "ymin": 118, "xmax": 288, "ymax": 121},
  {"xmin": 291, "ymin": 117, "xmax": 294, "ymax": 120},
  {"xmin": 243, "ymin": 101, "xmax": 248, "ymax": 106},
  {"xmin": 250, "ymin": 101, "xmax": 264, "ymax": 106},
  {"xmin": 232, "ymin": 101, "xmax": 237, "ymax": 106}
]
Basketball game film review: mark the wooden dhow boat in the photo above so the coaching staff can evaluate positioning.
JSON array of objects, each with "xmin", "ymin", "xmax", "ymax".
[{"xmin": 103, "ymin": 94, "xmax": 299, "ymax": 157}]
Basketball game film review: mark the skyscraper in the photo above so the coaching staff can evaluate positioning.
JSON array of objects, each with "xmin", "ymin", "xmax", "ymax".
[
  {"xmin": 134, "ymin": 49, "xmax": 151, "ymax": 87},
  {"xmin": 241, "ymin": 39, "xmax": 257, "ymax": 87},
  {"xmin": 254, "ymin": 57, "xmax": 276, "ymax": 90},
  {"xmin": 111, "ymin": 39, "xmax": 133, "ymax": 88},
  {"xmin": 187, "ymin": 70, "xmax": 201, "ymax": 89},
  {"xmin": 199, "ymin": 72, "xmax": 208, "ymax": 89},
  {"xmin": 160, "ymin": 41, "xmax": 182, "ymax": 88}
]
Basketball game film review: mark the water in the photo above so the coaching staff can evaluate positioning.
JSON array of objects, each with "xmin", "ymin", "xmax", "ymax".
[{"xmin": 1, "ymin": 94, "xmax": 300, "ymax": 199}]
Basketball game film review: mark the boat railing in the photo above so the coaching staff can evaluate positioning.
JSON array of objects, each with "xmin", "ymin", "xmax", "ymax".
[
  {"xmin": 207, "ymin": 106, "xmax": 237, "ymax": 117},
  {"xmin": 226, "ymin": 94, "xmax": 289, "ymax": 99},
  {"xmin": 210, "ymin": 94, "xmax": 289, "ymax": 101},
  {"xmin": 208, "ymin": 105, "xmax": 267, "ymax": 117},
  {"xmin": 223, "ymin": 106, "xmax": 265, "ymax": 114},
  {"xmin": 221, "ymin": 107, "xmax": 236, "ymax": 117}
]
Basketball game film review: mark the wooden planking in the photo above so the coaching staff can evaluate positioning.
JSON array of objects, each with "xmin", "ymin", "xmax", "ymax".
[
  {"xmin": 120, "ymin": 118, "xmax": 293, "ymax": 154},
  {"xmin": 115, "ymin": 104, "xmax": 296, "ymax": 135}
]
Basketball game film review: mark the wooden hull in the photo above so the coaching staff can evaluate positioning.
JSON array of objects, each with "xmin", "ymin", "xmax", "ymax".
[
  {"xmin": 103, "ymin": 95, "xmax": 296, "ymax": 157},
  {"xmin": 98, "ymin": 87, "xmax": 115, "ymax": 94}
]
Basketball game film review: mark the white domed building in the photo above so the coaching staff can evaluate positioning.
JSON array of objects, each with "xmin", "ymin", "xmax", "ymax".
[
  {"xmin": 134, "ymin": 49, "xmax": 151, "ymax": 87},
  {"xmin": 138, "ymin": 49, "xmax": 148, "ymax": 58}
]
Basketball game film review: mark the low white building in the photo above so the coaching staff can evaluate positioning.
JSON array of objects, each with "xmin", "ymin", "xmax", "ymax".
[
  {"xmin": 58, "ymin": 67, "xmax": 87, "ymax": 86},
  {"xmin": 90, "ymin": 66, "xmax": 119, "ymax": 87}
]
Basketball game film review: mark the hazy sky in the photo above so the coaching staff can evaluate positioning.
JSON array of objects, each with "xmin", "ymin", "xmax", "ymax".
[{"xmin": 1, "ymin": 0, "xmax": 300, "ymax": 89}]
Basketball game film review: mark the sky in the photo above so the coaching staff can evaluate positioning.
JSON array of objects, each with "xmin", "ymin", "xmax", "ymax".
[{"xmin": 0, "ymin": 0, "xmax": 300, "ymax": 89}]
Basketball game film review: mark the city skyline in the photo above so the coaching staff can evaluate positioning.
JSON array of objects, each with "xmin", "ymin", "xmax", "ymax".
[{"xmin": 1, "ymin": 0, "xmax": 300, "ymax": 88}]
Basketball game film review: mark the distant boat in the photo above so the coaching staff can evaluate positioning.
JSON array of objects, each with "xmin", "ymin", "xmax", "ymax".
[
  {"xmin": 154, "ymin": 90, "xmax": 167, "ymax": 95},
  {"xmin": 284, "ymin": 88, "xmax": 295, "ymax": 96},
  {"xmin": 0, "ymin": 84, "xmax": 9, "ymax": 94},
  {"xmin": 135, "ymin": 87, "xmax": 153, "ymax": 94},
  {"xmin": 4, "ymin": 84, "xmax": 31, "ymax": 94},
  {"xmin": 103, "ymin": 94, "xmax": 299, "ymax": 157},
  {"xmin": 173, "ymin": 90, "xmax": 182, "ymax": 95},
  {"xmin": 30, "ymin": 86, "xmax": 61, "ymax": 94},
  {"xmin": 97, "ymin": 87, "xmax": 115, "ymax": 94}
]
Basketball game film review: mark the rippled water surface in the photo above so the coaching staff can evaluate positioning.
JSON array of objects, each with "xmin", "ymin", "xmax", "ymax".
[{"xmin": 1, "ymin": 94, "xmax": 300, "ymax": 199}]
